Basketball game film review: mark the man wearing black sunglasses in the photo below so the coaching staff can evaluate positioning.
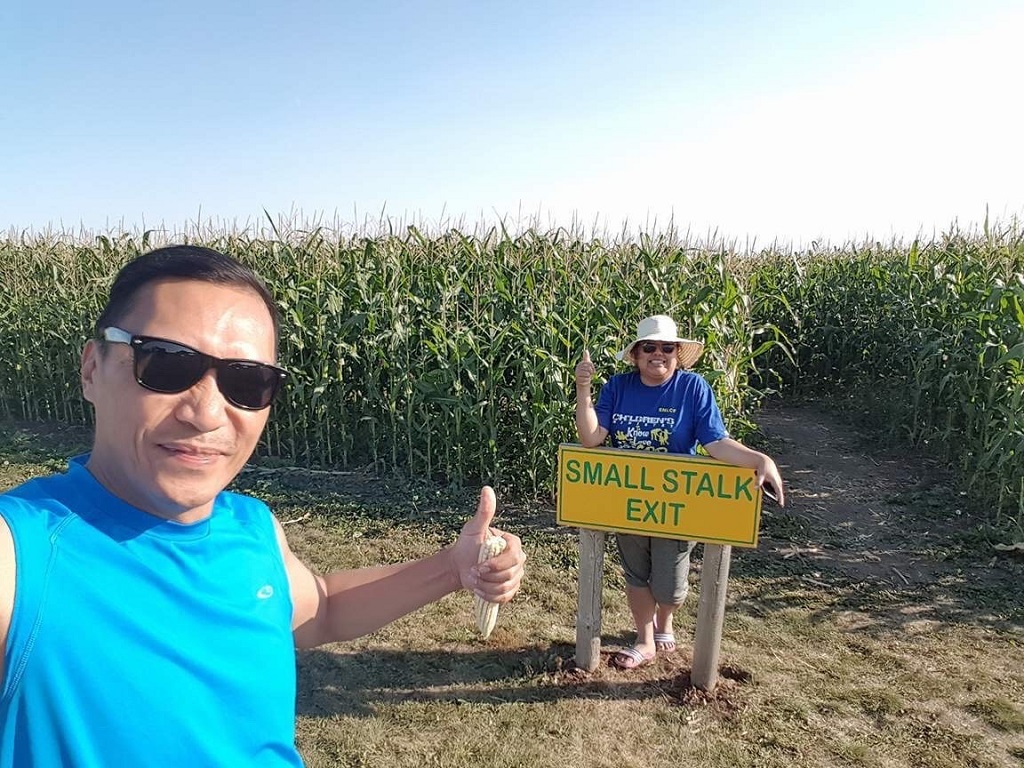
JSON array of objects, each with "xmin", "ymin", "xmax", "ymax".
[{"xmin": 0, "ymin": 245, "xmax": 525, "ymax": 767}]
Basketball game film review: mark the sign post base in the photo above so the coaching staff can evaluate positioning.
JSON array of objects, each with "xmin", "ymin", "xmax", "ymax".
[
  {"xmin": 691, "ymin": 543, "xmax": 732, "ymax": 692},
  {"xmin": 574, "ymin": 528, "xmax": 605, "ymax": 672}
]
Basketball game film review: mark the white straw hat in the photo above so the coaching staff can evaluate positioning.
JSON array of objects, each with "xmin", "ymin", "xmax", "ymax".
[{"xmin": 616, "ymin": 314, "xmax": 704, "ymax": 370}]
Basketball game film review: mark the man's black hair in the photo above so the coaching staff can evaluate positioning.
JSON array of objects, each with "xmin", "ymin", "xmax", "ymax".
[{"xmin": 94, "ymin": 245, "xmax": 281, "ymax": 349}]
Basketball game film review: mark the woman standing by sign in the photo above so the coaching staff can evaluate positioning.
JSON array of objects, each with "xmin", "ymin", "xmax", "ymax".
[{"xmin": 574, "ymin": 314, "xmax": 785, "ymax": 670}]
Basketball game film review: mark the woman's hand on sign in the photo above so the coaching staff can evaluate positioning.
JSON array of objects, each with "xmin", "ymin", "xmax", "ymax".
[
  {"xmin": 575, "ymin": 349, "xmax": 596, "ymax": 388},
  {"xmin": 755, "ymin": 455, "xmax": 785, "ymax": 507},
  {"xmin": 704, "ymin": 438, "xmax": 786, "ymax": 507}
]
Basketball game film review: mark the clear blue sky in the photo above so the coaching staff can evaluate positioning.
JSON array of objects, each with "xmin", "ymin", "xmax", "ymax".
[{"xmin": 3, "ymin": 0, "xmax": 1022, "ymax": 246}]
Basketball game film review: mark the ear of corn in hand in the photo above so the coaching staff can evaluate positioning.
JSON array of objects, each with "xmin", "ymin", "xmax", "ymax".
[{"xmin": 474, "ymin": 535, "xmax": 507, "ymax": 639}]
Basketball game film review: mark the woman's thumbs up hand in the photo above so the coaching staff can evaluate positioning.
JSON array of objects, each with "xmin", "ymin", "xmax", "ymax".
[{"xmin": 575, "ymin": 349, "xmax": 596, "ymax": 388}]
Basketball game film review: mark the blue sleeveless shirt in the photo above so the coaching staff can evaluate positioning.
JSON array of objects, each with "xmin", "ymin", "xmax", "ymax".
[{"xmin": 0, "ymin": 456, "xmax": 304, "ymax": 767}]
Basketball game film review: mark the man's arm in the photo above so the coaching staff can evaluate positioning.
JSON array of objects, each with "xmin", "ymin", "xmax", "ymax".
[
  {"xmin": 276, "ymin": 487, "xmax": 526, "ymax": 649},
  {"xmin": 0, "ymin": 515, "xmax": 15, "ymax": 685}
]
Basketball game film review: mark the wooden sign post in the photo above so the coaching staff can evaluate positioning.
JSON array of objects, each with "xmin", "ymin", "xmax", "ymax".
[{"xmin": 556, "ymin": 444, "xmax": 764, "ymax": 691}]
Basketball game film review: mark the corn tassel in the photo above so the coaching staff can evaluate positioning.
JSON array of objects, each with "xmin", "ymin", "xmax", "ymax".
[{"xmin": 474, "ymin": 534, "xmax": 507, "ymax": 639}]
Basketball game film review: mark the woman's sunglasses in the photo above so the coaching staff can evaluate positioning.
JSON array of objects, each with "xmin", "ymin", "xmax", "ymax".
[
  {"xmin": 638, "ymin": 342, "xmax": 679, "ymax": 354},
  {"xmin": 101, "ymin": 327, "xmax": 287, "ymax": 410}
]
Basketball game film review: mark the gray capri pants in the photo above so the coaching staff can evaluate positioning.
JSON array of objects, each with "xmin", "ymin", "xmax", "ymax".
[{"xmin": 615, "ymin": 533, "xmax": 696, "ymax": 606}]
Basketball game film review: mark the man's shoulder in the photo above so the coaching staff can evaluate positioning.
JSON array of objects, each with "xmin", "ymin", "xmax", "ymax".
[
  {"xmin": 0, "ymin": 471, "xmax": 79, "ymax": 546},
  {"xmin": 215, "ymin": 488, "xmax": 274, "ymax": 524},
  {"xmin": 0, "ymin": 470, "xmax": 71, "ymax": 509},
  {"xmin": 1, "ymin": 454, "xmax": 90, "ymax": 501}
]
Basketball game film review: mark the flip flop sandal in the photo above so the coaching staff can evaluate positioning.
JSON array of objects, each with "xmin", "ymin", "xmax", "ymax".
[
  {"xmin": 654, "ymin": 632, "xmax": 676, "ymax": 653},
  {"xmin": 611, "ymin": 646, "xmax": 655, "ymax": 670}
]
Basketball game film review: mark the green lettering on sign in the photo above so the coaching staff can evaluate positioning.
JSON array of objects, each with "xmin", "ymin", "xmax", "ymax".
[
  {"xmin": 626, "ymin": 498, "xmax": 642, "ymax": 521},
  {"xmin": 583, "ymin": 461, "xmax": 603, "ymax": 485},
  {"xmin": 696, "ymin": 472, "xmax": 716, "ymax": 497}
]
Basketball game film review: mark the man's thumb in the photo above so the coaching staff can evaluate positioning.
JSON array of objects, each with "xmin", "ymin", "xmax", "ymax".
[
  {"xmin": 467, "ymin": 485, "xmax": 497, "ymax": 536},
  {"xmin": 582, "ymin": 349, "xmax": 591, "ymax": 363}
]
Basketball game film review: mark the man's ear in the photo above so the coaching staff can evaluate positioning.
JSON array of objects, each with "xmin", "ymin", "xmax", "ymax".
[{"xmin": 81, "ymin": 339, "xmax": 100, "ymax": 404}]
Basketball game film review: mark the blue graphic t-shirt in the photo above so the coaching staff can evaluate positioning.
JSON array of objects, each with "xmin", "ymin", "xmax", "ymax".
[{"xmin": 593, "ymin": 370, "xmax": 729, "ymax": 454}]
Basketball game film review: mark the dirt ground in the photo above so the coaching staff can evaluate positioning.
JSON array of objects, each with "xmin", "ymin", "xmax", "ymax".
[
  {"xmin": 749, "ymin": 402, "xmax": 1021, "ymax": 609},
  {"xmin": 2, "ymin": 401, "xmax": 1021, "ymax": 766},
  {"xmin": 541, "ymin": 400, "xmax": 1023, "ymax": 684},
  {"xmin": 287, "ymin": 401, "xmax": 1023, "ymax": 766}
]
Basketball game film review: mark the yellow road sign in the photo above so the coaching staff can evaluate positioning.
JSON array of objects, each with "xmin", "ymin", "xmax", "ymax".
[{"xmin": 556, "ymin": 444, "xmax": 763, "ymax": 547}]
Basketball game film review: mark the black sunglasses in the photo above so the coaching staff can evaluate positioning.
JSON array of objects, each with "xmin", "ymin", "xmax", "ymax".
[
  {"xmin": 101, "ymin": 327, "xmax": 287, "ymax": 410},
  {"xmin": 639, "ymin": 342, "xmax": 679, "ymax": 354}
]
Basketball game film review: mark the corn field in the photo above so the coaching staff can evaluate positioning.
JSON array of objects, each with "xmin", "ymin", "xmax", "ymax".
[
  {"xmin": 1, "ymin": 220, "xmax": 1022, "ymax": 533},
  {"xmin": 0, "ymin": 225, "xmax": 772, "ymax": 497},
  {"xmin": 748, "ymin": 220, "xmax": 1024, "ymax": 531}
]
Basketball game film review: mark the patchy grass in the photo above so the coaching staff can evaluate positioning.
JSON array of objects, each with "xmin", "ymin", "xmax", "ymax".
[
  {"xmin": 966, "ymin": 699, "xmax": 1024, "ymax": 734},
  {"xmin": 0, "ymin": 419, "xmax": 91, "ymax": 485},
  {"xmin": 2, "ymin": 409, "xmax": 1023, "ymax": 768}
]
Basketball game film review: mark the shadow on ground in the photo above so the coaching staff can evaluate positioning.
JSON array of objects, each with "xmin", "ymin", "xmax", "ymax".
[{"xmin": 296, "ymin": 642, "xmax": 750, "ymax": 719}]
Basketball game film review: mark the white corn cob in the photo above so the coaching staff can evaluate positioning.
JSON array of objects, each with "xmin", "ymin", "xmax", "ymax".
[{"xmin": 474, "ymin": 534, "xmax": 507, "ymax": 639}]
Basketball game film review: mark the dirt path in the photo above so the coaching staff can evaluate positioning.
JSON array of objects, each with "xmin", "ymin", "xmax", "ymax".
[{"xmin": 748, "ymin": 402, "xmax": 1021, "ymax": 628}]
